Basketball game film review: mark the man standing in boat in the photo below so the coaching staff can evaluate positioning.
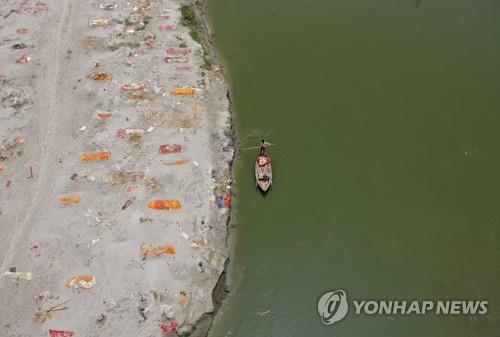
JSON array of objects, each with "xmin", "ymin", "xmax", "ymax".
[{"xmin": 256, "ymin": 138, "xmax": 273, "ymax": 191}]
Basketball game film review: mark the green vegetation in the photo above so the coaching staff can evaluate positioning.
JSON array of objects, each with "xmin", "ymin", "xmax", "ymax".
[
  {"xmin": 122, "ymin": 16, "xmax": 151, "ymax": 31},
  {"xmin": 180, "ymin": 5, "xmax": 196, "ymax": 26},
  {"xmin": 109, "ymin": 42, "xmax": 141, "ymax": 51},
  {"xmin": 201, "ymin": 55, "xmax": 212, "ymax": 71},
  {"xmin": 180, "ymin": 5, "xmax": 201, "ymax": 43},
  {"xmin": 189, "ymin": 29, "xmax": 200, "ymax": 43},
  {"xmin": 143, "ymin": 33, "xmax": 156, "ymax": 41},
  {"xmin": 180, "ymin": 5, "xmax": 215, "ymax": 71},
  {"xmin": 179, "ymin": 326, "xmax": 196, "ymax": 337}
]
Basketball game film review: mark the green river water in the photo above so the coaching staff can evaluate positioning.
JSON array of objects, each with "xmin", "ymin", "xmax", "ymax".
[{"xmin": 206, "ymin": 0, "xmax": 500, "ymax": 336}]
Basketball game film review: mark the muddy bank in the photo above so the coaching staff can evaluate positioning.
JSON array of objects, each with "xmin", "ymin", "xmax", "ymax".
[{"xmin": 0, "ymin": 0, "xmax": 233, "ymax": 336}]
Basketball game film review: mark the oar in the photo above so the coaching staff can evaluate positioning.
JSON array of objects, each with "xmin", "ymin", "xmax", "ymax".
[{"xmin": 239, "ymin": 143, "xmax": 277, "ymax": 151}]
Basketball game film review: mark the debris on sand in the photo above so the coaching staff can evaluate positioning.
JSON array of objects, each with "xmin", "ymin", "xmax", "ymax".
[
  {"xmin": 140, "ymin": 244, "xmax": 176, "ymax": 257},
  {"xmin": 170, "ymin": 87, "xmax": 196, "ymax": 95},
  {"xmin": 12, "ymin": 43, "xmax": 27, "ymax": 49},
  {"xmin": 96, "ymin": 112, "xmax": 112, "ymax": 119},
  {"xmin": 121, "ymin": 196, "xmax": 135, "ymax": 210},
  {"xmin": 121, "ymin": 82, "xmax": 145, "ymax": 91},
  {"xmin": 48, "ymin": 330, "xmax": 74, "ymax": 337},
  {"xmin": 0, "ymin": 137, "xmax": 24, "ymax": 161},
  {"xmin": 36, "ymin": 290, "xmax": 54, "ymax": 302},
  {"xmin": 159, "ymin": 24, "xmax": 176, "ymax": 31},
  {"xmin": 82, "ymin": 37, "xmax": 108, "ymax": 50},
  {"xmin": 65, "ymin": 275, "xmax": 96, "ymax": 290},
  {"xmin": 164, "ymin": 159, "xmax": 188, "ymax": 165},
  {"xmin": 24, "ymin": 2, "xmax": 49, "ymax": 14},
  {"xmin": 139, "ymin": 216, "xmax": 152, "ymax": 223},
  {"xmin": 99, "ymin": 3, "xmax": 117, "ymax": 10},
  {"xmin": 159, "ymin": 320, "xmax": 178, "ymax": 334},
  {"xmin": 16, "ymin": 55, "xmax": 31, "ymax": 63},
  {"xmin": 94, "ymin": 211, "xmax": 118, "ymax": 230},
  {"xmin": 102, "ymin": 170, "xmax": 144, "ymax": 184},
  {"xmin": 148, "ymin": 199, "xmax": 181, "ymax": 210},
  {"xmin": 88, "ymin": 17, "xmax": 109, "ymax": 26},
  {"xmin": 34, "ymin": 300, "xmax": 69, "ymax": 323},
  {"xmin": 126, "ymin": 90, "xmax": 155, "ymax": 100},
  {"xmin": 166, "ymin": 47, "xmax": 191, "ymax": 63},
  {"xmin": 26, "ymin": 165, "xmax": 34, "ymax": 179},
  {"xmin": 116, "ymin": 128, "xmax": 145, "ymax": 138},
  {"xmin": 59, "ymin": 195, "xmax": 81, "ymax": 206},
  {"xmin": 159, "ymin": 144, "xmax": 182, "ymax": 154},
  {"xmin": 89, "ymin": 72, "xmax": 112, "ymax": 80},
  {"xmin": 80, "ymin": 151, "xmax": 111, "ymax": 162},
  {"xmin": 179, "ymin": 291, "xmax": 188, "ymax": 304},
  {"xmin": 3, "ymin": 271, "xmax": 32, "ymax": 281}
]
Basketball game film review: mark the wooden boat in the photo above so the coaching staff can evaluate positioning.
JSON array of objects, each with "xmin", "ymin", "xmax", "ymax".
[{"xmin": 255, "ymin": 140, "xmax": 272, "ymax": 192}]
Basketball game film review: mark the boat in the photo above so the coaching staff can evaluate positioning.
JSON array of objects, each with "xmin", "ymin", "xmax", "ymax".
[{"xmin": 255, "ymin": 139, "xmax": 272, "ymax": 192}]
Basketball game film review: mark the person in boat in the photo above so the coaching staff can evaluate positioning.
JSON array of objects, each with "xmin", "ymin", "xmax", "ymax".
[
  {"xmin": 256, "ymin": 139, "xmax": 272, "ymax": 186},
  {"xmin": 257, "ymin": 139, "xmax": 272, "ymax": 169},
  {"xmin": 260, "ymin": 138, "xmax": 266, "ymax": 156}
]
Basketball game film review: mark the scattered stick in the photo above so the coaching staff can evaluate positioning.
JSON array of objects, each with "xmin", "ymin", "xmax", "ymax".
[
  {"xmin": 34, "ymin": 300, "xmax": 70, "ymax": 323},
  {"xmin": 26, "ymin": 166, "xmax": 33, "ymax": 179}
]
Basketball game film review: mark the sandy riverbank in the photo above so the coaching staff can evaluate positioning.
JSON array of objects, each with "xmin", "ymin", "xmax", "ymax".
[{"xmin": 0, "ymin": 0, "xmax": 233, "ymax": 336}]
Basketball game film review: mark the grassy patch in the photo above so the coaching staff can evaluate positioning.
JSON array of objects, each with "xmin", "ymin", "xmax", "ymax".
[
  {"xmin": 179, "ymin": 5, "xmax": 215, "ymax": 71},
  {"xmin": 122, "ymin": 16, "xmax": 151, "ymax": 31},
  {"xmin": 109, "ymin": 42, "xmax": 141, "ymax": 51},
  {"xmin": 145, "ymin": 33, "xmax": 156, "ymax": 41},
  {"xmin": 179, "ymin": 326, "xmax": 196, "ymax": 337},
  {"xmin": 189, "ymin": 29, "xmax": 200, "ymax": 43},
  {"xmin": 180, "ymin": 5, "xmax": 201, "ymax": 43},
  {"xmin": 180, "ymin": 5, "xmax": 196, "ymax": 26},
  {"xmin": 201, "ymin": 55, "xmax": 212, "ymax": 70}
]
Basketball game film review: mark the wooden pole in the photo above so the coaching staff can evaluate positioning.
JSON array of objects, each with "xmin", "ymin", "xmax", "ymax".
[{"xmin": 239, "ymin": 143, "xmax": 276, "ymax": 151}]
